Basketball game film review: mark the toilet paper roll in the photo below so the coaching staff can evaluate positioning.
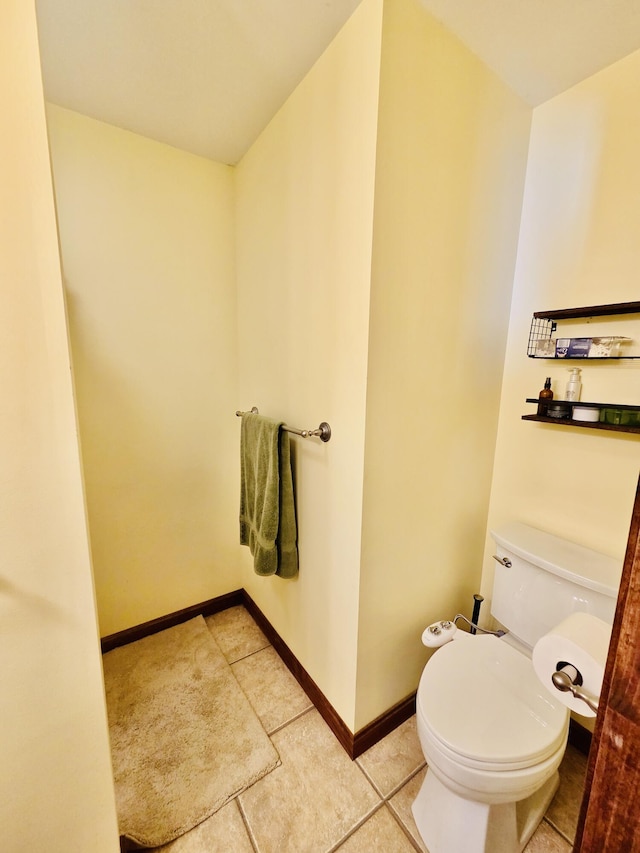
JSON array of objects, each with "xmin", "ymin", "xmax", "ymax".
[{"xmin": 532, "ymin": 612, "xmax": 612, "ymax": 717}]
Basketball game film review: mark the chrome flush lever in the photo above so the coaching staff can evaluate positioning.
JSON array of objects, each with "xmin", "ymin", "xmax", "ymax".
[
  {"xmin": 492, "ymin": 555, "xmax": 512, "ymax": 568},
  {"xmin": 551, "ymin": 665, "xmax": 599, "ymax": 714}
]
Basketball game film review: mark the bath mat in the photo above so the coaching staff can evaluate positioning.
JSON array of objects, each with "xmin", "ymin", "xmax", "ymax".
[{"xmin": 103, "ymin": 616, "xmax": 280, "ymax": 849}]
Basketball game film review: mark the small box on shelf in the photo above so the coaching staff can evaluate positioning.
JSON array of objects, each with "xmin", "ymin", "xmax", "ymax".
[
  {"xmin": 534, "ymin": 336, "xmax": 631, "ymax": 358},
  {"xmin": 600, "ymin": 408, "xmax": 640, "ymax": 426},
  {"xmin": 556, "ymin": 338, "xmax": 592, "ymax": 358},
  {"xmin": 534, "ymin": 338, "xmax": 556, "ymax": 358}
]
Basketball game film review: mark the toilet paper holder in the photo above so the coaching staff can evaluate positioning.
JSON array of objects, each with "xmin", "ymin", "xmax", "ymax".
[{"xmin": 551, "ymin": 663, "xmax": 599, "ymax": 714}]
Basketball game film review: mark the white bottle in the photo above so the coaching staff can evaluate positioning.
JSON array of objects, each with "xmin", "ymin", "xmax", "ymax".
[{"xmin": 565, "ymin": 367, "xmax": 582, "ymax": 402}]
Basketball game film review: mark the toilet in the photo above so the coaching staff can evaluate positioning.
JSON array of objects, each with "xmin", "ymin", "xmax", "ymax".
[{"xmin": 412, "ymin": 522, "xmax": 621, "ymax": 853}]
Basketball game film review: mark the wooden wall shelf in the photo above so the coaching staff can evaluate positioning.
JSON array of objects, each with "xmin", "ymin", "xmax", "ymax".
[
  {"xmin": 523, "ymin": 399, "xmax": 640, "ymax": 435},
  {"xmin": 528, "ymin": 302, "xmax": 640, "ymax": 358},
  {"xmin": 533, "ymin": 301, "xmax": 640, "ymax": 320},
  {"xmin": 522, "ymin": 414, "xmax": 640, "ymax": 436},
  {"xmin": 526, "ymin": 305, "xmax": 640, "ymax": 432}
]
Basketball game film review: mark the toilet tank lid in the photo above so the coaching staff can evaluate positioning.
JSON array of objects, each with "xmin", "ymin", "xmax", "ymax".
[{"xmin": 490, "ymin": 522, "xmax": 622, "ymax": 598}]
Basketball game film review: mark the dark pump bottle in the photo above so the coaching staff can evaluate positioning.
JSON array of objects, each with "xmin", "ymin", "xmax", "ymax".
[{"xmin": 537, "ymin": 377, "xmax": 553, "ymax": 416}]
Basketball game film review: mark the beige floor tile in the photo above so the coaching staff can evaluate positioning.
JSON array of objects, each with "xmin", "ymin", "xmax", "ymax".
[
  {"xmin": 387, "ymin": 767, "xmax": 428, "ymax": 853},
  {"xmin": 239, "ymin": 710, "xmax": 381, "ymax": 853},
  {"xmin": 205, "ymin": 605, "xmax": 269, "ymax": 663},
  {"xmin": 332, "ymin": 805, "xmax": 420, "ymax": 852},
  {"xmin": 525, "ymin": 819, "xmax": 572, "ymax": 852},
  {"xmin": 545, "ymin": 743, "xmax": 588, "ymax": 842},
  {"xmin": 356, "ymin": 716, "xmax": 426, "ymax": 797},
  {"xmin": 149, "ymin": 800, "xmax": 254, "ymax": 853},
  {"xmin": 232, "ymin": 645, "xmax": 313, "ymax": 733}
]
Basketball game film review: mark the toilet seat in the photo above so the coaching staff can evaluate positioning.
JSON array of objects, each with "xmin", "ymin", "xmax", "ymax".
[{"xmin": 416, "ymin": 634, "xmax": 568, "ymax": 770}]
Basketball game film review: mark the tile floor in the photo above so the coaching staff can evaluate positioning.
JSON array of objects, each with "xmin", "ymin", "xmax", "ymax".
[{"xmin": 151, "ymin": 606, "xmax": 587, "ymax": 853}]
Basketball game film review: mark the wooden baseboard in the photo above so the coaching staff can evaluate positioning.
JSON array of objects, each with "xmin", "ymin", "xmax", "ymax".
[
  {"xmin": 100, "ymin": 589, "xmax": 413, "ymax": 758},
  {"xmin": 102, "ymin": 593, "xmax": 596, "ymax": 764},
  {"xmin": 240, "ymin": 590, "xmax": 415, "ymax": 758},
  {"xmin": 239, "ymin": 590, "xmax": 357, "ymax": 754},
  {"xmin": 353, "ymin": 693, "xmax": 416, "ymax": 757},
  {"xmin": 100, "ymin": 589, "xmax": 244, "ymax": 653},
  {"xmin": 568, "ymin": 718, "xmax": 593, "ymax": 756}
]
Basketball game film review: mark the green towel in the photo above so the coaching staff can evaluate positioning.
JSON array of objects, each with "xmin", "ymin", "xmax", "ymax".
[{"xmin": 239, "ymin": 413, "xmax": 298, "ymax": 578}]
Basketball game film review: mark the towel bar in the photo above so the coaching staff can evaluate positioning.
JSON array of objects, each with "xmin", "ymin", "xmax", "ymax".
[{"xmin": 236, "ymin": 407, "xmax": 331, "ymax": 442}]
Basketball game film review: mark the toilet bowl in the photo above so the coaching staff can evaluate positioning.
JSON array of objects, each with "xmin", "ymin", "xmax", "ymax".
[
  {"xmin": 412, "ymin": 632, "xmax": 568, "ymax": 853},
  {"xmin": 411, "ymin": 522, "xmax": 621, "ymax": 853}
]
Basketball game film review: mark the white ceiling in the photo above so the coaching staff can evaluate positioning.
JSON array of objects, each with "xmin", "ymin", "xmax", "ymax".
[{"xmin": 35, "ymin": 0, "xmax": 640, "ymax": 165}]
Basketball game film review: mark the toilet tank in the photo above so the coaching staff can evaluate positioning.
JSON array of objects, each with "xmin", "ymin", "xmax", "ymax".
[{"xmin": 490, "ymin": 522, "xmax": 622, "ymax": 650}]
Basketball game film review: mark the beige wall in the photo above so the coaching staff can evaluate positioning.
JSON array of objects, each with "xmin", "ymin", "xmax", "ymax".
[
  {"xmin": 45, "ymin": 0, "xmax": 532, "ymax": 732},
  {"xmin": 0, "ymin": 3, "xmax": 119, "ymax": 849},
  {"xmin": 46, "ymin": 107, "xmax": 238, "ymax": 635},
  {"xmin": 235, "ymin": 0, "xmax": 384, "ymax": 728},
  {"xmin": 482, "ymin": 49, "xmax": 640, "ymax": 613},
  {"xmin": 356, "ymin": 0, "xmax": 532, "ymax": 728},
  {"xmin": 40, "ymin": 0, "xmax": 640, "ymax": 744}
]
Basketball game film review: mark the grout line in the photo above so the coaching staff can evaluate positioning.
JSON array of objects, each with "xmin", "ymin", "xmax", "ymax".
[
  {"xmin": 228, "ymin": 642, "xmax": 274, "ymax": 666},
  {"xmin": 385, "ymin": 774, "xmax": 430, "ymax": 853},
  {"xmin": 326, "ymin": 799, "xmax": 425, "ymax": 853},
  {"xmin": 203, "ymin": 609, "xmax": 271, "ymax": 664},
  {"xmin": 382, "ymin": 763, "xmax": 427, "ymax": 803},
  {"xmin": 353, "ymin": 761, "xmax": 385, "ymax": 799},
  {"xmin": 386, "ymin": 802, "xmax": 425, "ymax": 853},
  {"xmin": 267, "ymin": 704, "xmax": 315, "ymax": 737},
  {"xmin": 219, "ymin": 640, "xmax": 272, "ymax": 666},
  {"xmin": 384, "ymin": 761, "xmax": 427, "ymax": 802},
  {"xmin": 223, "ymin": 641, "xmax": 271, "ymax": 664},
  {"xmin": 542, "ymin": 816, "xmax": 575, "ymax": 847},
  {"xmin": 324, "ymin": 801, "xmax": 386, "ymax": 853},
  {"xmin": 236, "ymin": 796, "xmax": 261, "ymax": 853},
  {"xmin": 355, "ymin": 757, "xmax": 426, "ymax": 802}
]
